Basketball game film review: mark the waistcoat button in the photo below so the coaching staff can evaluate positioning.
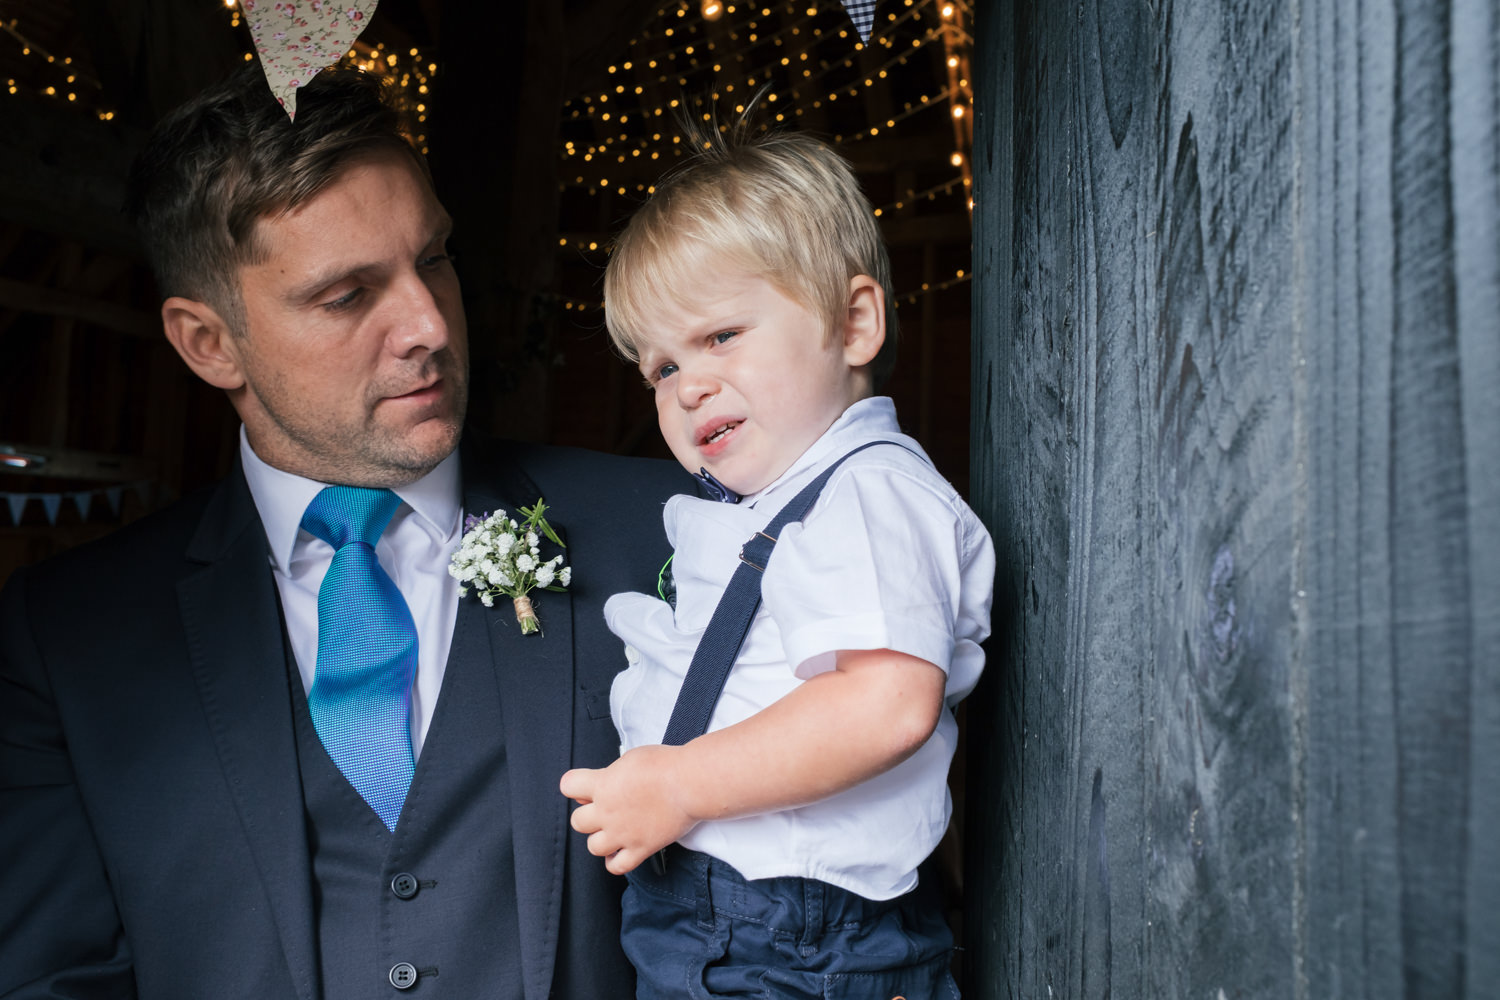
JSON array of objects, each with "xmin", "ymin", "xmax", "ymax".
[
  {"xmin": 389, "ymin": 962, "xmax": 418, "ymax": 990},
  {"xmin": 391, "ymin": 872, "xmax": 419, "ymax": 899}
]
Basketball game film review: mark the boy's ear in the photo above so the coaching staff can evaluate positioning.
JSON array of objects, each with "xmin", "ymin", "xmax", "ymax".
[
  {"xmin": 842, "ymin": 274, "xmax": 885, "ymax": 368},
  {"xmin": 161, "ymin": 296, "xmax": 247, "ymax": 391}
]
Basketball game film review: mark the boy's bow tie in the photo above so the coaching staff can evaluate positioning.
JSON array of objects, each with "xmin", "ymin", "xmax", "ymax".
[{"xmin": 693, "ymin": 468, "xmax": 741, "ymax": 504}]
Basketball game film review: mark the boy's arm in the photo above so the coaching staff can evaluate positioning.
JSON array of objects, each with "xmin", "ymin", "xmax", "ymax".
[{"xmin": 559, "ymin": 647, "xmax": 945, "ymax": 875}]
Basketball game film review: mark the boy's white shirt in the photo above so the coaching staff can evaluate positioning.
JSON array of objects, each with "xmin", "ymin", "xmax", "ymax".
[{"xmin": 605, "ymin": 395, "xmax": 995, "ymax": 900}]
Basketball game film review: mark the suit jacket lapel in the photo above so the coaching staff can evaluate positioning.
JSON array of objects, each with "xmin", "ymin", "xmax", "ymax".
[
  {"xmin": 179, "ymin": 465, "xmax": 318, "ymax": 1000},
  {"xmin": 463, "ymin": 463, "xmax": 574, "ymax": 1000}
]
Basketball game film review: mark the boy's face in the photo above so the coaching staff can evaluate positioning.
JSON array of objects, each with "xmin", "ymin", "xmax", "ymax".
[{"xmin": 634, "ymin": 269, "xmax": 875, "ymax": 495}]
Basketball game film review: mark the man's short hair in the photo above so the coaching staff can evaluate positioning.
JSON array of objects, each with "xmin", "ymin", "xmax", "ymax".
[
  {"xmin": 126, "ymin": 64, "xmax": 424, "ymax": 333},
  {"xmin": 604, "ymin": 114, "xmax": 898, "ymax": 381}
]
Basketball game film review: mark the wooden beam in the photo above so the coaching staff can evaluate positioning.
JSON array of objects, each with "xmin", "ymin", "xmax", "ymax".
[{"xmin": 0, "ymin": 276, "xmax": 159, "ymax": 339}]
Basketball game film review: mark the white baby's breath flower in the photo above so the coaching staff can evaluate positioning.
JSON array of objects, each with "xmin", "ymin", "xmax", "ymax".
[{"xmin": 450, "ymin": 499, "xmax": 571, "ymax": 636}]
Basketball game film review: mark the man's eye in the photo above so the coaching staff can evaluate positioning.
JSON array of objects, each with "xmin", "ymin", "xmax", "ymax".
[
  {"xmin": 419, "ymin": 253, "xmax": 456, "ymax": 270},
  {"xmin": 322, "ymin": 288, "xmax": 363, "ymax": 311}
]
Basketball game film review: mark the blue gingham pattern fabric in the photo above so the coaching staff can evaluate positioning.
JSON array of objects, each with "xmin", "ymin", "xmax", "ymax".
[
  {"xmin": 302, "ymin": 486, "xmax": 418, "ymax": 831},
  {"xmin": 841, "ymin": 0, "xmax": 877, "ymax": 40}
]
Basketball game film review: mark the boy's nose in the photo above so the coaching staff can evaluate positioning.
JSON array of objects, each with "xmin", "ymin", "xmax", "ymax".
[{"xmin": 675, "ymin": 367, "xmax": 719, "ymax": 408}]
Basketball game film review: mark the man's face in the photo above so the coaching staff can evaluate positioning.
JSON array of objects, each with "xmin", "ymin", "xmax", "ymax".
[{"xmin": 228, "ymin": 151, "xmax": 468, "ymax": 487}]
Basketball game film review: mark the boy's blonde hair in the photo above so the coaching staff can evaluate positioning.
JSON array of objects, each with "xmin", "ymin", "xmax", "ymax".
[{"xmin": 604, "ymin": 114, "xmax": 897, "ymax": 381}]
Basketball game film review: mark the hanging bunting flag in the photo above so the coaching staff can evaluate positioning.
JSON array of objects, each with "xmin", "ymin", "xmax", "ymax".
[
  {"xmin": 132, "ymin": 481, "xmax": 158, "ymax": 511},
  {"xmin": 840, "ymin": 0, "xmax": 877, "ymax": 41},
  {"xmin": 0, "ymin": 481, "xmax": 166, "ymax": 526},
  {"xmin": 243, "ymin": 0, "xmax": 382, "ymax": 120}
]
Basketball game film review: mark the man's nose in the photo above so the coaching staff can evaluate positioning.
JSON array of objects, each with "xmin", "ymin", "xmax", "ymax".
[{"xmin": 386, "ymin": 272, "xmax": 452, "ymax": 355}]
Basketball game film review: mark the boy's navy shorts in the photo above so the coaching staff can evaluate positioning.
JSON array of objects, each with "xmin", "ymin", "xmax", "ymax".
[{"xmin": 622, "ymin": 844, "xmax": 960, "ymax": 1000}]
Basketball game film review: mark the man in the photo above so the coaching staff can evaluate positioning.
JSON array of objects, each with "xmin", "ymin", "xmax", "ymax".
[{"xmin": 0, "ymin": 65, "xmax": 685, "ymax": 998}]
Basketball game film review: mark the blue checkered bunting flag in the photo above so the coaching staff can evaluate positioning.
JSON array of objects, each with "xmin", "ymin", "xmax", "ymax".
[{"xmin": 841, "ymin": 0, "xmax": 877, "ymax": 41}]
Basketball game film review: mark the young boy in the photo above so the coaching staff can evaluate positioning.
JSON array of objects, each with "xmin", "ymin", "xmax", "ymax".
[{"xmin": 559, "ymin": 121, "xmax": 994, "ymax": 999}]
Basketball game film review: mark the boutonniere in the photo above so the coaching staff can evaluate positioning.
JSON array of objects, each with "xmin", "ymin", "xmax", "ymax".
[{"xmin": 449, "ymin": 499, "xmax": 570, "ymax": 635}]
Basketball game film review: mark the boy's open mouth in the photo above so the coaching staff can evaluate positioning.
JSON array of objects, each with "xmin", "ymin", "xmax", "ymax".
[{"xmin": 700, "ymin": 421, "xmax": 741, "ymax": 446}]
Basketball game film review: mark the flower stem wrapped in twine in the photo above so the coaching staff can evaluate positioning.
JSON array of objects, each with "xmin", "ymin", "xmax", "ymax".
[{"xmin": 513, "ymin": 595, "xmax": 539, "ymax": 634}]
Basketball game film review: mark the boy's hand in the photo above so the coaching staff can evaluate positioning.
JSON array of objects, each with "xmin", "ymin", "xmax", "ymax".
[{"xmin": 560, "ymin": 746, "xmax": 698, "ymax": 875}]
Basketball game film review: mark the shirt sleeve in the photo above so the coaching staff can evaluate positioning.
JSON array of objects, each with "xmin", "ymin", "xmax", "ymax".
[{"xmin": 760, "ymin": 460, "xmax": 968, "ymax": 680}]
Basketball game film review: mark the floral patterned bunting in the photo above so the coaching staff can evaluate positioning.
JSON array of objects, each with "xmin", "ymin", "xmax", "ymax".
[{"xmin": 243, "ymin": 0, "xmax": 381, "ymax": 120}]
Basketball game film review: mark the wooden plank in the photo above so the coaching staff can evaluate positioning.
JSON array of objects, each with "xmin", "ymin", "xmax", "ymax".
[
  {"xmin": 1450, "ymin": 0, "xmax": 1500, "ymax": 997},
  {"xmin": 1296, "ymin": 2, "xmax": 1499, "ymax": 998},
  {"xmin": 967, "ymin": 0, "xmax": 1498, "ymax": 996}
]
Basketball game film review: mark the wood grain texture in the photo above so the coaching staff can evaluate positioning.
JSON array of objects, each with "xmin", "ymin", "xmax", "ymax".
[{"xmin": 966, "ymin": 0, "xmax": 1498, "ymax": 996}]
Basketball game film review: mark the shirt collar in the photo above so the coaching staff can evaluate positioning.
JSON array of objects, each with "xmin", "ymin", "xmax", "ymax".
[
  {"xmin": 741, "ymin": 395, "xmax": 902, "ymax": 508},
  {"xmin": 239, "ymin": 425, "xmax": 463, "ymax": 573}
]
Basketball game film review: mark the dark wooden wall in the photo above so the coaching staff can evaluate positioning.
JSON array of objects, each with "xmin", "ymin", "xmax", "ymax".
[{"xmin": 964, "ymin": 0, "xmax": 1499, "ymax": 997}]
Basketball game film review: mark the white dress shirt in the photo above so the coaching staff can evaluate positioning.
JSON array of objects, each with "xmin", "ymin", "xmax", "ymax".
[
  {"xmin": 239, "ymin": 427, "xmax": 464, "ymax": 756},
  {"xmin": 606, "ymin": 396, "xmax": 995, "ymax": 900}
]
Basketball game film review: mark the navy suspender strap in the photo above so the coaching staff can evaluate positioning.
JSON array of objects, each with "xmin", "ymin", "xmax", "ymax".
[{"xmin": 659, "ymin": 440, "xmax": 914, "ymax": 747}]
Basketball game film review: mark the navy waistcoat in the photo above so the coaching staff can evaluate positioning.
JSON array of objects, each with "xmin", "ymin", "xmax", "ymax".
[{"xmin": 291, "ymin": 601, "xmax": 523, "ymax": 998}]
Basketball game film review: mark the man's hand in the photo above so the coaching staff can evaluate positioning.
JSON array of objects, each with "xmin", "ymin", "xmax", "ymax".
[{"xmin": 560, "ymin": 745, "xmax": 698, "ymax": 875}]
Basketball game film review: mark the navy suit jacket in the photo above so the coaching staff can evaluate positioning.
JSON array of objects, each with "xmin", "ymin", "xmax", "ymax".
[{"xmin": 0, "ymin": 437, "xmax": 690, "ymax": 999}]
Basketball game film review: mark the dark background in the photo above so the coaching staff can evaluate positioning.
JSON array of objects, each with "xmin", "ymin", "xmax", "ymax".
[{"xmin": 0, "ymin": 0, "xmax": 975, "ymax": 580}]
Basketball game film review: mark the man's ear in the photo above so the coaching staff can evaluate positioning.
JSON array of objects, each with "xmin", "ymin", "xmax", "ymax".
[
  {"xmin": 842, "ymin": 274, "xmax": 886, "ymax": 368},
  {"xmin": 161, "ymin": 296, "xmax": 246, "ymax": 391}
]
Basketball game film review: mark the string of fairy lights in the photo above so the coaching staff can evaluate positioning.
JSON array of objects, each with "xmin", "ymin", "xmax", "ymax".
[
  {"xmin": 2, "ymin": 16, "xmax": 111, "ymax": 117},
  {"xmin": 2, "ymin": 2, "xmax": 435, "ymax": 141},
  {"xmin": 2, "ymin": 0, "xmax": 972, "ymax": 308},
  {"xmin": 558, "ymin": 0, "xmax": 965, "ymax": 187},
  {"xmin": 552, "ymin": 0, "xmax": 973, "ymax": 312}
]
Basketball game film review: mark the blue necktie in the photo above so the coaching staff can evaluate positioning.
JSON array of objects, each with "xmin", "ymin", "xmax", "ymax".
[{"xmin": 302, "ymin": 486, "xmax": 418, "ymax": 831}]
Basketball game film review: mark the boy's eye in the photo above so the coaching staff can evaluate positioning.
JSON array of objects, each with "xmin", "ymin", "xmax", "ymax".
[
  {"xmin": 654, "ymin": 362, "xmax": 680, "ymax": 381},
  {"xmin": 713, "ymin": 330, "xmax": 738, "ymax": 345}
]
